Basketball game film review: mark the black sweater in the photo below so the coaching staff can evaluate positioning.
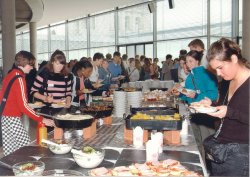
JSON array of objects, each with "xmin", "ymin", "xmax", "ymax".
[{"xmin": 217, "ymin": 77, "xmax": 249, "ymax": 144}]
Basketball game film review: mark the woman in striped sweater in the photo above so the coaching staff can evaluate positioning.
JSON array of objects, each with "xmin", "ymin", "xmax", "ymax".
[{"xmin": 31, "ymin": 50, "xmax": 73, "ymax": 107}]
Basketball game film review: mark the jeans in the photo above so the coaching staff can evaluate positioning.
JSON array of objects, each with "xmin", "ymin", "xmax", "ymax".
[{"xmin": 210, "ymin": 143, "xmax": 249, "ymax": 176}]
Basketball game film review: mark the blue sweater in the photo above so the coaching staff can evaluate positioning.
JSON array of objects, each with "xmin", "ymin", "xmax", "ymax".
[
  {"xmin": 179, "ymin": 66, "xmax": 218, "ymax": 104},
  {"xmin": 98, "ymin": 67, "xmax": 111, "ymax": 90}
]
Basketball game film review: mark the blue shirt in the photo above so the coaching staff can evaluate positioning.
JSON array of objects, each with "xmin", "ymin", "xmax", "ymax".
[
  {"xmin": 98, "ymin": 67, "xmax": 111, "ymax": 90},
  {"xmin": 179, "ymin": 66, "xmax": 218, "ymax": 104},
  {"xmin": 108, "ymin": 61, "xmax": 121, "ymax": 78}
]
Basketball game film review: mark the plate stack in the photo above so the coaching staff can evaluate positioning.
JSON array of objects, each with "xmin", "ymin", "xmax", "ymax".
[
  {"xmin": 113, "ymin": 91, "xmax": 127, "ymax": 118},
  {"xmin": 126, "ymin": 91, "xmax": 143, "ymax": 113}
]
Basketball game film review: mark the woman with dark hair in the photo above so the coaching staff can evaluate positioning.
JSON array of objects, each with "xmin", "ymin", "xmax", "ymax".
[
  {"xmin": 71, "ymin": 60, "xmax": 93, "ymax": 108},
  {"xmin": 140, "ymin": 58, "xmax": 151, "ymax": 81},
  {"xmin": 31, "ymin": 50, "xmax": 73, "ymax": 107},
  {"xmin": 127, "ymin": 58, "xmax": 140, "ymax": 82},
  {"xmin": 0, "ymin": 51, "xmax": 54, "ymax": 155},
  {"xmin": 198, "ymin": 38, "xmax": 249, "ymax": 176},
  {"xmin": 173, "ymin": 50, "xmax": 218, "ymax": 103}
]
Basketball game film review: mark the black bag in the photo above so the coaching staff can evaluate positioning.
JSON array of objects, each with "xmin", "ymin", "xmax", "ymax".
[
  {"xmin": 203, "ymin": 135, "xmax": 239, "ymax": 164},
  {"xmin": 0, "ymin": 75, "xmax": 23, "ymax": 146}
]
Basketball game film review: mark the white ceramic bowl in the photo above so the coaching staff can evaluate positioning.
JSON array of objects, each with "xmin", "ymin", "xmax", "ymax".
[
  {"xmin": 72, "ymin": 149, "xmax": 105, "ymax": 168},
  {"xmin": 48, "ymin": 139, "xmax": 73, "ymax": 155},
  {"xmin": 13, "ymin": 161, "xmax": 45, "ymax": 176}
]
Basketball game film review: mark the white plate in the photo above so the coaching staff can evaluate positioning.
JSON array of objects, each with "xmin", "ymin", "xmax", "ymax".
[
  {"xmin": 192, "ymin": 106, "xmax": 218, "ymax": 113},
  {"xmin": 177, "ymin": 88, "xmax": 196, "ymax": 95},
  {"xmin": 51, "ymin": 104, "xmax": 65, "ymax": 108},
  {"xmin": 28, "ymin": 103, "xmax": 45, "ymax": 109}
]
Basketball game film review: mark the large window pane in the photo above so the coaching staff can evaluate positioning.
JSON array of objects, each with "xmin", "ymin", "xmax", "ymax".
[
  {"xmin": 157, "ymin": 0, "xmax": 207, "ymax": 40},
  {"xmin": 69, "ymin": 49, "xmax": 87, "ymax": 60},
  {"xmin": 136, "ymin": 45, "xmax": 144, "ymax": 56},
  {"xmin": 210, "ymin": 0, "xmax": 232, "ymax": 37},
  {"xmin": 127, "ymin": 45, "xmax": 135, "ymax": 58},
  {"xmin": 68, "ymin": 19, "xmax": 87, "ymax": 49},
  {"xmin": 145, "ymin": 44, "xmax": 153, "ymax": 58},
  {"xmin": 90, "ymin": 13, "xmax": 115, "ymax": 47},
  {"xmin": 90, "ymin": 46, "xmax": 115, "ymax": 58},
  {"xmin": 37, "ymin": 28, "xmax": 49, "ymax": 53},
  {"xmin": 239, "ymin": 0, "xmax": 242, "ymax": 36},
  {"xmin": 50, "ymin": 24, "xmax": 66, "ymax": 51},
  {"xmin": 119, "ymin": 46, "xmax": 126, "ymax": 56},
  {"xmin": 37, "ymin": 53, "xmax": 49, "ymax": 64},
  {"xmin": 16, "ymin": 34, "xmax": 22, "ymax": 52},
  {"xmin": 118, "ymin": 4, "xmax": 153, "ymax": 44},
  {"xmin": 157, "ymin": 38, "xmax": 207, "ymax": 64},
  {"xmin": 22, "ymin": 33, "xmax": 30, "ymax": 51}
]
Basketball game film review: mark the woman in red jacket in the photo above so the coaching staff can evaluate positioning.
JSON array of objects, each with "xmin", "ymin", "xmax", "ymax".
[{"xmin": 0, "ymin": 51, "xmax": 54, "ymax": 156}]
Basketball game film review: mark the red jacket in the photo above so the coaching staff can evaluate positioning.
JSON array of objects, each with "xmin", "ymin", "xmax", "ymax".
[{"xmin": 0, "ymin": 68, "xmax": 42, "ymax": 122}]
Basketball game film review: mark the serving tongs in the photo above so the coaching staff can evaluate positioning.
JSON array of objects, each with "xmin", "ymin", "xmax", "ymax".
[{"xmin": 36, "ymin": 112, "xmax": 58, "ymax": 120}]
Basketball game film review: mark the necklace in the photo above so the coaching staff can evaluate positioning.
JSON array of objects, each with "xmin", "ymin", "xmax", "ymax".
[{"xmin": 213, "ymin": 90, "xmax": 229, "ymax": 138}]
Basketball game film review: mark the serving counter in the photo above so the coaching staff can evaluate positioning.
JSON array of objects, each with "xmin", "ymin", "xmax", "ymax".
[{"xmin": 0, "ymin": 102, "xmax": 208, "ymax": 176}]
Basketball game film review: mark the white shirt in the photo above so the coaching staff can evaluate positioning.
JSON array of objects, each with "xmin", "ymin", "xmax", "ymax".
[
  {"xmin": 89, "ymin": 66, "xmax": 99, "ymax": 82},
  {"xmin": 201, "ymin": 50, "xmax": 209, "ymax": 69}
]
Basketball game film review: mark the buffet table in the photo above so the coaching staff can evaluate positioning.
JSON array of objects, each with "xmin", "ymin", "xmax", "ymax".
[{"xmin": 0, "ymin": 102, "xmax": 208, "ymax": 176}]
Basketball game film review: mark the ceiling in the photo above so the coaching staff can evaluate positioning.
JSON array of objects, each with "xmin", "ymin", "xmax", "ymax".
[{"xmin": 15, "ymin": 0, "xmax": 150, "ymax": 32}]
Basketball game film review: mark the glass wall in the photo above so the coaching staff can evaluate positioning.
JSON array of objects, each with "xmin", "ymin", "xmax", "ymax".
[
  {"xmin": 68, "ymin": 19, "xmax": 87, "ymax": 49},
  {"xmin": 157, "ymin": 0, "xmax": 207, "ymax": 40},
  {"xmin": 50, "ymin": 23, "xmax": 66, "ymax": 52},
  {"xmin": 90, "ymin": 12, "xmax": 115, "ymax": 47},
  {"xmin": 118, "ymin": 4, "xmax": 153, "ymax": 44},
  {"xmin": 0, "ymin": 0, "xmax": 241, "ymax": 68}
]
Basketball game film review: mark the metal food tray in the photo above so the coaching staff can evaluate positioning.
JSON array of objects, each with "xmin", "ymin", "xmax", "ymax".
[
  {"xmin": 125, "ymin": 114, "xmax": 182, "ymax": 131},
  {"xmin": 130, "ymin": 105, "xmax": 179, "ymax": 114},
  {"xmin": 81, "ymin": 106, "xmax": 113, "ymax": 118}
]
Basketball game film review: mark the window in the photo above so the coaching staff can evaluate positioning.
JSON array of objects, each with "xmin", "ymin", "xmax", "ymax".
[
  {"xmin": 90, "ymin": 46, "xmax": 115, "ymax": 57},
  {"xmin": 210, "ymin": 0, "xmax": 232, "ymax": 37},
  {"xmin": 50, "ymin": 24, "xmax": 66, "ymax": 52},
  {"xmin": 16, "ymin": 34, "xmax": 22, "ymax": 52},
  {"xmin": 90, "ymin": 13, "xmax": 115, "ymax": 47},
  {"xmin": 118, "ymin": 4, "xmax": 153, "ymax": 44},
  {"xmin": 37, "ymin": 28, "xmax": 49, "ymax": 53},
  {"xmin": 157, "ymin": 0, "xmax": 207, "ymax": 40},
  {"xmin": 69, "ymin": 49, "xmax": 87, "ymax": 60},
  {"xmin": 68, "ymin": 19, "xmax": 87, "ymax": 50},
  {"xmin": 22, "ymin": 33, "xmax": 30, "ymax": 51}
]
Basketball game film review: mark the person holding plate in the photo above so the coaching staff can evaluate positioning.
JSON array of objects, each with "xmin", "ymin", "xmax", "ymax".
[
  {"xmin": 198, "ymin": 38, "xmax": 249, "ymax": 176},
  {"xmin": 31, "ymin": 50, "xmax": 73, "ymax": 108},
  {"xmin": 172, "ymin": 50, "xmax": 218, "ymax": 167}
]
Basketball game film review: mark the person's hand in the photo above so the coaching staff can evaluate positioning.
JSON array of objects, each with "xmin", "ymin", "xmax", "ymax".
[
  {"xmin": 111, "ymin": 77, "xmax": 119, "ymax": 81},
  {"xmin": 186, "ymin": 92, "xmax": 196, "ymax": 98},
  {"xmin": 207, "ymin": 105, "xmax": 227, "ymax": 118},
  {"xmin": 92, "ymin": 82, "xmax": 102, "ymax": 89},
  {"xmin": 44, "ymin": 95, "xmax": 53, "ymax": 103},
  {"xmin": 171, "ymin": 88, "xmax": 180, "ymax": 96},
  {"xmin": 42, "ymin": 118, "xmax": 55, "ymax": 127},
  {"xmin": 199, "ymin": 97, "xmax": 212, "ymax": 106}
]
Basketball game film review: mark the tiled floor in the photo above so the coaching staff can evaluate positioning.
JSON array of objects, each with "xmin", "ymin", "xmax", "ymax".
[{"xmin": 0, "ymin": 116, "xmax": 37, "ymax": 158}]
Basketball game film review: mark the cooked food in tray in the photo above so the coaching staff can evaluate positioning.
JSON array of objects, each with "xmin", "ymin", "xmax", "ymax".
[
  {"xmin": 131, "ymin": 112, "xmax": 180, "ymax": 120},
  {"xmin": 82, "ymin": 105, "xmax": 112, "ymax": 111},
  {"xmin": 56, "ymin": 114, "xmax": 92, "ymax": 120},
  {"xmin": 144, "ymin": 90, "xmax": 170, "ymax": 101},
  {"xmin": 89, "ymin": 159, "xmax": 202, "ymax": 176}
]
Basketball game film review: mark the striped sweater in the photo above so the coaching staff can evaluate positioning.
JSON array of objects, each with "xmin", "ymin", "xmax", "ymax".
[{"xmin": 31, "ymin": 69, "xmax": 73, "ymax": 102}]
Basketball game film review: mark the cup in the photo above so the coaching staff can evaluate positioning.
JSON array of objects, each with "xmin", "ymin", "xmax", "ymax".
[
  {"xmin": 133, "ymin": 126, "xmax": 143, "ymax": 148},
  {"xmin": 146, "ymin": 140, "xmax": 159, "ymax": 162},
  {"xmin": 151, "ymin": 132, "xmax": 163, "ymax": 153}
]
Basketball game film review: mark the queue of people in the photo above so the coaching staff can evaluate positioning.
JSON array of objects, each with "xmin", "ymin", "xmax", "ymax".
[{"xmin": 0, "ymin": 38, "xmax": 248, "ymax": 176}]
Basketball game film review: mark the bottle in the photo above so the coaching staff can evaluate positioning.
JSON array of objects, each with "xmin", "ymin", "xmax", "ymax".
[{"xmin": 37, "ymin": 122, "xmax": 48, "ymax": 146}]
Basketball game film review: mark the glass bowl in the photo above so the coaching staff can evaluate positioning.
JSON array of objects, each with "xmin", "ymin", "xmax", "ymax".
[
  {"xmin": 42, "ymin": 169, "xmax": 83, "ymax": 176},
  {"xmin": 13, "ymin": 161, "xmax": 45, "ymax": 176}
]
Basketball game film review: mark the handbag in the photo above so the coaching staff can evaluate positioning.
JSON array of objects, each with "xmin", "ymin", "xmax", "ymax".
[
  {"xmin": 203, "ymin": 134, "xmax": 240, "ymax": 164},
  {"xmin": 0, "ymin": 75, "xmax": 23, "ymax": 146}
]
